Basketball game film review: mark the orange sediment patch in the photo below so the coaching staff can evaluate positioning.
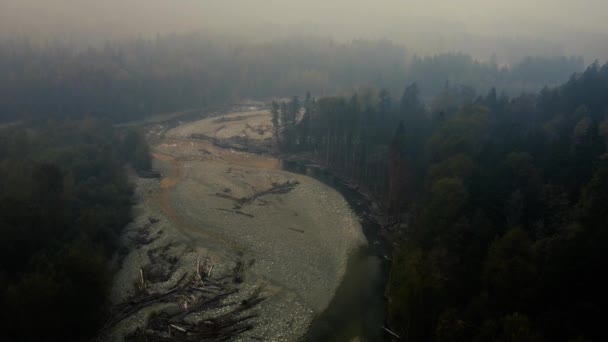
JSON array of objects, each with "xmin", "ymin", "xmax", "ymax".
[
  {"xmin": 152, "ymin": 153, "xmax": 176, "ymax": 162},
  {"xmin": 160, "ymin": 177, "xmax": 178, "ymax": 189},
  {"xmin": 220, "ymin": 151, "xmax": 281, "ymax": 170},
  {"xmin": 152, "ymin": 151, "xmax": 182, "ymax": 189}
]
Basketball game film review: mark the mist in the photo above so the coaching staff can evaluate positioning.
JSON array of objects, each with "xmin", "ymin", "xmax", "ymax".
[
  {"xmin": 2, "ymin": 0, "xmax": 608, "ymax": 61},
  {"xmin": 3, "ymin": 1, "xmax": 608, "ymax": 342}
]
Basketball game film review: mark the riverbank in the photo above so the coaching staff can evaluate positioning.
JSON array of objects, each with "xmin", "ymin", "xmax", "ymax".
[{"xmin": 108, "ymin": 108, "xmax": 368, "ymax": 341}]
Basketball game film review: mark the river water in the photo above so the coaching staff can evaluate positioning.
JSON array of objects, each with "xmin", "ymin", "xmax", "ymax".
[{"xmin": 281, "ymin": 161, "xmax": 390, "ymax": 342}]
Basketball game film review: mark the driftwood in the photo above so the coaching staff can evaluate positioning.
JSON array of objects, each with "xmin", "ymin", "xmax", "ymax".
[
  {"xmin": 232, "ymin": 259, "xmax": 245, "ymax": 284},
  {"xmin": 245, "ymin": 123, "xmax": 267, "ymax": 136},
  {"xmin": 168, "ymin": 289, "xmax": 239, "ymax": 322},
  {"xmin": 131, "ymin": 220, "xmax": 160, "ymax": 248},
  {"xmin": 124, "ymin": 284, "xmax": 263, "ymax": 342},
  {"xmin": 190, "ymin": 134, "xmax": 267, "ymax": 154},
  {"xmin": 212, "ymin": 193, "xmax": 240, "ymax": 202},
  {"xmin": 99, "ymin": 255, "xmax": 265, "ymax": 342},
  {"xmin": 190, "ymin": 134, "xmax": 216, "ymax": 142},
  {"xmin": 384, "ymin": 327, "xmax": 401, "ymax": 339},
  {"xmin": 210, "ymin": 181, "xmax": 298, "ymax": 220},
  {"xmin": 211, "ymin": 180, "xmax": 298, "ymax": 211},
  {"xmin": 100, "ymin": 273, "xmax": 191, "ymax": 332},
  {"xmin": 234, "ymin": 181, "xmax": 298, "ymax": 209},
  {"xmin": 140, "ymin": 269, "xmax": 146, "ymax": 292},
  {"xmin": 144, "ymin": 245, "xmax": 180, "ymax": 283},
  {"xmin": 288, "ymin": 227, "xmax": 305, "ymax": 234},
  {"xmin": 214, "ymin": 208, "xmax": 254, "ymax": 218},
  {"xmin": 213, "ymin": 124, "xmax": 227, "ymax": 134},
  {"xmin": 138, "ymin": 169, "xmax": 162, "ymax": 179},
  {"xmin": 212, "ymin": 114, "xmax": 259, "ymax": 124}
]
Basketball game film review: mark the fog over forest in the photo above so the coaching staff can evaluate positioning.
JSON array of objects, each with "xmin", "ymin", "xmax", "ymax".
[
  {"xmin": 2, "ymin": 0, "xmax": 608, "ymax": 62},
  {"xmin": 3, "ymin": 1, "xmax": 608, "ymax": 342}
]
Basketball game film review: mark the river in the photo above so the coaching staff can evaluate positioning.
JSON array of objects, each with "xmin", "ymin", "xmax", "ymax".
[
  {"xmin": 281, "ymin": 161, "xmax": 390, "ymax": 341},
  {"xmin": 114, "ymin": 108, "xmax": 391, "ymax": 341}
]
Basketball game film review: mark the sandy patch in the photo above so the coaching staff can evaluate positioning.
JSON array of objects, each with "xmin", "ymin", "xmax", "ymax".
[{"xmin": 167, "ymin": 110, "xmax": 274, "ymax": 142}]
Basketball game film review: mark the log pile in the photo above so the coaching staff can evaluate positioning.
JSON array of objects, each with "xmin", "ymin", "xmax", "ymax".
[
  {"xmin": 212, "ymin": 180, "xmax": 299, "ymax": 211},
  {"xmin": 234, "ymin": 181, "xmax": 299, "ymax": 209},
  {"xmin": 98, "ymin": 257, "xmax": 265, "ymax": 341},
  {"xmin": 190, "ymin": 134, "xmax": 268, "ymax": 154}
]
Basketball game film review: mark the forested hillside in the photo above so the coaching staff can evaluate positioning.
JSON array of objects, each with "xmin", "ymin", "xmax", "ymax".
[
  {"xmin": 276, "ymin": 62, "xmax": 608, "ymax": 341},
  {"xmin": 0, "ymin": 120, "xmax": 150, "ymax": 341},
  {"xmin": 0, "ymin": 35, "xmax": 583, "ymax": 123},
  {"xmin": 410, "ymin": 54, "xmax": 584, "ymax": 97}
]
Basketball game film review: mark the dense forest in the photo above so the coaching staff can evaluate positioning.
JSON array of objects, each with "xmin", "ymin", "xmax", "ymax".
[
  {"xmin": 0, "ymin": 35, "xmax": 583, "ymax": 123},
  {"xmin": 0, "ymin": 31, "xmax": 604, "ymax": 341},
  {"xmin": 0, "ymin": 120, "xmax": 150, "ymax": 341},
  {"xmin": 274, "ymin": 61, "xmax": 608, "ymax": 341}
]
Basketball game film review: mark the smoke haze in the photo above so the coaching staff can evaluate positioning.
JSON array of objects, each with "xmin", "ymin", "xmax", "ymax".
[{"xmin": 1, "ymin": 0, "xmax": 607, "ymax": 60}]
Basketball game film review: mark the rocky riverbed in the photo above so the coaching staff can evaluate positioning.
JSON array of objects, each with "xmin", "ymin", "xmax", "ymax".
[{"xmin": 108, "ymin": 109, "xmax": 367, "ymax": 341}]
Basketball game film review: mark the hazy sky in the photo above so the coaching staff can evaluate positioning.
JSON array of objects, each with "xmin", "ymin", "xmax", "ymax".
[{"xmin": 1, "ymin": 0, "xmax": 607, "ymax": 52}]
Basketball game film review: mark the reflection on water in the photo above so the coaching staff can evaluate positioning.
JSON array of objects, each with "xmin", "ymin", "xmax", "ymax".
[
  {"xmin": 307, "ymin": 248, "xmax": 386, "ymax": 341},
  {"xmin": 281, "ymin": 161, "xmax": 389, "ymax": 342}
]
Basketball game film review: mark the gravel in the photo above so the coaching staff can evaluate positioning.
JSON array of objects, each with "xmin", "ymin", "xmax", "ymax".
[{"xmin": 109, "ymin": 112, "xmax": 367, "ymax": 341}]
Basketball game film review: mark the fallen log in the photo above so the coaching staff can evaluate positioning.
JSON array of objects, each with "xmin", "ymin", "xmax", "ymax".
[
  {"xmin": 214, "ymin": 208, "xmax": 254, "ymax": 218},
  {"xmin": 139, "ymin": 169, "xmax": 162, "ymax": 179},
  {"xmin": 102, "ymin": 256, "xmax": 263, "ymax": 342},
  {"xmin": 384, "ymin": 327, "xmax": 401, "ymax": 339},
  {"xmin": 169, "ymin": 324, "xmax": 187, "ymax": 333},
  {"xmin": 211, "ymin": 193, "xmax": 240, "ymax": 201},
  {"xmin": 101, "ymin": 274, "xmax": 191, "ymax": 331},
  {"xmin": 168, "ymin": 289, "xmax": 239, "ymax": 322},
  {"xmin": 233, "ymin": 180, "xmax": 299, "ymax": 209}
]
